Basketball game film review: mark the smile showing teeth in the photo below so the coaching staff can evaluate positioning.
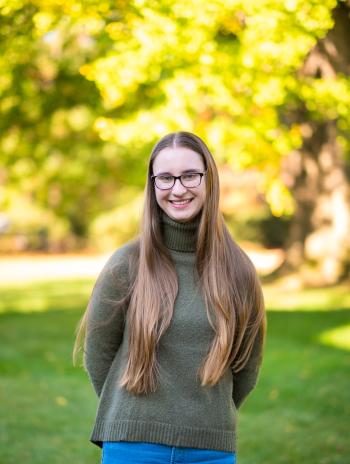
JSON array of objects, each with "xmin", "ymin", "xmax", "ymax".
[{"xmin": 170, "ymin": 199, "xmax": 192, "ymax": 205}]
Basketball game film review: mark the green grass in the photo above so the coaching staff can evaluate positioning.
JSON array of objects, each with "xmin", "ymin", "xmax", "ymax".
[{"xmin": 0, "ymin": 279, "xmax": 349, "ymax": 464}]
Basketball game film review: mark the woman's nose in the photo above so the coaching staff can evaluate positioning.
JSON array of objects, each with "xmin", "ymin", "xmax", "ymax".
[{"xmin": 171, "ymin": 178, "xmax": 187, "ymax": 194}]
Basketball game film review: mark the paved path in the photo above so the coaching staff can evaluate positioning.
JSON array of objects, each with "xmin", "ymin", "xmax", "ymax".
[
  {"xmin": 0, "ymin": 248, "xmax": 284, "ymax": 283},
  {"xmin": 0, "ymin": 253, "xmax": 110, "ymax": 283}
]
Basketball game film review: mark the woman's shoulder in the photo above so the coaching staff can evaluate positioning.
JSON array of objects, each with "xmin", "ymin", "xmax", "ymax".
[{"xmin": 104, "ymin": 238, "xmax": 140, "ymax": 276}]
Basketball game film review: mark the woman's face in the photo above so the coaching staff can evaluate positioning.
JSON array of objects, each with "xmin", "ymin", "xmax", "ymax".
[{"xmin": 152, "ymin": 147, "xmax": 207, "ymax": 223}]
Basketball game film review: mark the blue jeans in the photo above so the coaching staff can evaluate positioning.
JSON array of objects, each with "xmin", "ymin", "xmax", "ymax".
[{"xmin": 102, "ymin": 441, "xmax": 236, "ymax": 464}]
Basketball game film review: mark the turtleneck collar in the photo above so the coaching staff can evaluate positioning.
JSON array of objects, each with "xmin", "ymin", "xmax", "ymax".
[{"xmin": 160, "ymin": 210, "xmax": 201, "ymax": 252}]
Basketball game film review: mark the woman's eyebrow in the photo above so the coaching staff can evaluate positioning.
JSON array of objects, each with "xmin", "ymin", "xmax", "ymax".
[{"xmin": 154, "ymin": 168, "xmax": 202, "ymax": 176}]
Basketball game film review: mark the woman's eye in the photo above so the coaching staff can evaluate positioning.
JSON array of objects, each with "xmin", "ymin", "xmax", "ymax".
[
  {"xmin": 182, "ymin": 174, "xmax": 197, "ymax": 181},
  {"xmin": 158, "ymin": 176, "xmax": 173, "ymax": 182}
]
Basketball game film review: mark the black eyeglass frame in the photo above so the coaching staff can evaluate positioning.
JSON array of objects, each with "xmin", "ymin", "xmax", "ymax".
[{"xmin": 151, "ymin": 171, "xmax": 207, "ymax": 190}]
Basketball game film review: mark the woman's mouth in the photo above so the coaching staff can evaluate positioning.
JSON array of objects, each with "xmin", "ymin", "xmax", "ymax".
[{"xmin": 169, "ymin": 198, "xmax": 193, "ymax": 208}]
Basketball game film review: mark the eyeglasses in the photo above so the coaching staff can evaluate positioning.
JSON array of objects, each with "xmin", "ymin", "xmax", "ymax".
[{"xmin": 151, "ymin": 171, "xmax": 207, "ymax": 190}]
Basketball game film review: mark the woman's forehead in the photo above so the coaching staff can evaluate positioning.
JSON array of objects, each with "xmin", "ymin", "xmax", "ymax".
[{"xmin": 153, "ymin": 147, "xmax": 205, "ymax": 174}]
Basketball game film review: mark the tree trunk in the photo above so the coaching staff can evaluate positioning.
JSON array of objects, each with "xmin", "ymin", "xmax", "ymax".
[{"xmin": 283, "ymin": 1, "xmax": 350, "ymax": 285}]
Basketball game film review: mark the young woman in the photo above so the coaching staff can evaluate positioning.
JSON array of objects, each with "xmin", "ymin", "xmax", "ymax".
[{"xmin": 73, "ymin": 131, "xmax": 266, "ymax": 464}]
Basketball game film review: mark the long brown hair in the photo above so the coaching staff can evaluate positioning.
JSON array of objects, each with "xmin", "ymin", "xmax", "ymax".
[{"xmin": 73, "ymin": 131, "xmax": 266, "ymax": 395}]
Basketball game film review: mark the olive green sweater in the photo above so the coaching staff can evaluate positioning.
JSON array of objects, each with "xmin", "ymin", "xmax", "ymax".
[{"xmin": 84, "ymin": 212, "xmax": 263, "ymax": 451}]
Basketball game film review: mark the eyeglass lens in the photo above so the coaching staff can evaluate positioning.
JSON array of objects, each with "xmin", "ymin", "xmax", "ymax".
[{"xmin": 156, "ymin": 173, "xmax": 202, "ymax": 189}]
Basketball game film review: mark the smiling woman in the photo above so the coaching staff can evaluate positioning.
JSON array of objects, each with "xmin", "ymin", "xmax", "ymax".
[
  {"xmin": 152, "ymin": 147, "xmax": 207, "ymax": 223},
  {"xmin": 73, "ymin": 131, "xmax": 266, "ymax": 464}
]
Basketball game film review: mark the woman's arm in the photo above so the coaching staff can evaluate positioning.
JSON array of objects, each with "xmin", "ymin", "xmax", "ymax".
[
  {"xmin": 84, "ymin": 247, "xmax": 131, "ymax": 397},
  {"xmin": 231, "ymin": 325, "xmax": 264, "ymax": 409}
]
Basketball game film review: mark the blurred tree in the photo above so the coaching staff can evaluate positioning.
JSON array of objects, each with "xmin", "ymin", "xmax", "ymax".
[
  {"xmin": 0, "ymin": 0, "xmax": 144, "ymax": 247},
  {"xmin": 79, "ymin": 0, "xmax": 349, "ymax": 282},
  {"xmin": 1, "ymin": 0, "xmax": 349, "ymax": 282},
  {"xmin": 281, "ymin": 1, "xmax": 350, "ymax": 283}
]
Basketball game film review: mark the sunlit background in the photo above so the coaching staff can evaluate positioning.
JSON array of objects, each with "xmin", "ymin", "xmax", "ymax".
[{"xmin": 1, "ymin": 1, "xmax": 349, "ymax": 463}]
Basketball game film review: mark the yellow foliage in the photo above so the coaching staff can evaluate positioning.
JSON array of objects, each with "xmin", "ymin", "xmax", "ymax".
[{"xmin": 265, "ymin": 178, "xmax": 295, "ymax": 217}]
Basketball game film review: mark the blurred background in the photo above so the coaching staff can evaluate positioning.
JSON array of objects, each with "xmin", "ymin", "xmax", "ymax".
[{"xmin": 0, "ymin": 0, "xmax": 349, "ymax": 463}]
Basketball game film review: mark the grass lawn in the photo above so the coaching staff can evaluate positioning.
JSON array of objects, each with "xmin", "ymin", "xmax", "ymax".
[{"xmin": 0, "ymin": 279, "xmax": 349, "ymax": 464}]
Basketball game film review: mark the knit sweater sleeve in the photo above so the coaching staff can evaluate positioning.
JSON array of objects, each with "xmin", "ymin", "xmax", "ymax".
[
  {"xmin": 231, "ymin": 325, "xmax": 264, "ymax": 410},
  {"xmin": 83, "ymin": 245, "xmax": 131, "ymax": 397}
]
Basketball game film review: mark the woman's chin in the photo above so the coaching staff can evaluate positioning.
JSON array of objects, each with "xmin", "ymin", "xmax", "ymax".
[{"xmin": 167, "ymin": 209, "xmax": 196, "ymax": 223}]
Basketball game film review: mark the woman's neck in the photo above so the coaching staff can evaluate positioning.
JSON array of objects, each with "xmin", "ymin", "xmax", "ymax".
[{"xmin": 160, "ymin": 210, "xmax": 201, "ymax": 252}]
